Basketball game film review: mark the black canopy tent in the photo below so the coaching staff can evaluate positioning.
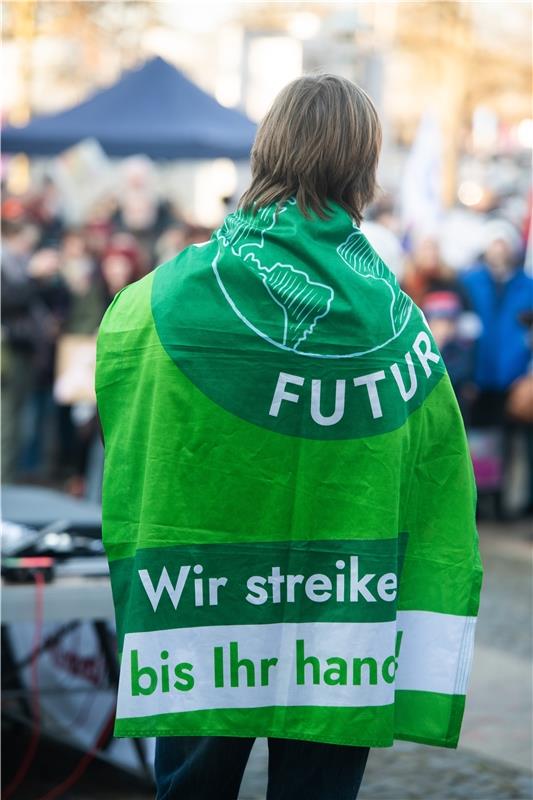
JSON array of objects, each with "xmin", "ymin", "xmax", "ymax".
[{"xmin": 2, "ymin": 57, "xmax": 256, "ymax": 160}]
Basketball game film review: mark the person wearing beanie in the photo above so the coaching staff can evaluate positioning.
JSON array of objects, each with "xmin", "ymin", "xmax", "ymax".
[{"xmin": 422, "ymin": 290, "xmax": 477, "ymax": 421}]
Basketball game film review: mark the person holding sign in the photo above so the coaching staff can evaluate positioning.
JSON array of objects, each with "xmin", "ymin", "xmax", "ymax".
[{"xmin": 96, "ymin": 74, "xmax": 482, "ymax": 800}]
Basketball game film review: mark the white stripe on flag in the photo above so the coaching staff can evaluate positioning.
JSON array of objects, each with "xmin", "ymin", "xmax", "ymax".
[
  {"xmin": 116, "ymin": 611, "xmax": 476, "ymax": 721},
  {"xmin": 396, "ymin": 610, "xmax": 476, "ymax": 695}
]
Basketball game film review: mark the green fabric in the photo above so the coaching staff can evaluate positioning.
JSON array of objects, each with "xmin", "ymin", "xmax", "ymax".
[
  {"xmin": 96, "ymin": 200, "xmax": 482, "ymax": 747},
  {"xmin": 114, "ymin": 704, "xmax": 395, "ymax": 746},
  {"xmin": 394, "ymin": 691, "xmax": 467, "ymax": 748}
]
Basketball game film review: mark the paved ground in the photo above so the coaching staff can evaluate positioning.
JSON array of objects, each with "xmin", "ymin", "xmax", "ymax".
[
  {"xmin": 3, "ymin": 521, "xmax": 532, "ymax": 799},
  {"xmin": 238, "ymin": 739, "xmax": 533, "ymax": 800}
]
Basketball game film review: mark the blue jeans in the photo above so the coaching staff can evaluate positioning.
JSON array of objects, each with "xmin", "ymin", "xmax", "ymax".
[{"xmin": 155, "ymin": 736, "xmax": 369, "ymax": 800}]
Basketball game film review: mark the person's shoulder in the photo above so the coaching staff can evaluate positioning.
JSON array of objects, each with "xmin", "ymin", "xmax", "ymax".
[{"xmin": 98, "ymin": 271, "xmax": 155, "ymax": 335}]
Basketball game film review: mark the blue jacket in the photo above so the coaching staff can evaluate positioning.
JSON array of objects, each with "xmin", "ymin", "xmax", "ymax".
[{"xmin": 461, "ymin": 264, "xmax": 533, "ymax": 391}]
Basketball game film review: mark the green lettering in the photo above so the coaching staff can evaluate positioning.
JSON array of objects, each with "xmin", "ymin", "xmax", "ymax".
[
  {"xmin": 352, "ymin": 657, "xmax": 378, "ymax": 685},
  {"xmin": 324, "ymin": 657, "xmax": 347, "ymax": 686},
  {"xmin": 296, "ymin": 639, "xmax": 320, "ymax": 685},
  {"xmin": 131, "ymin": 649, "xmax": 157, "ymax": 696},
  {"xmin": 174, "ymin": 662, "xmax": 194, "ymax": 691},
  {"xmin": 260, "ymin": 657, "xmax": 278, "ymax": 686}
]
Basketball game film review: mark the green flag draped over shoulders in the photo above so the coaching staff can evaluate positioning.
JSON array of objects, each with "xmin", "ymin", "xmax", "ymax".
[{"xmin": 96, "ymin": 200, "xmax": 482, "ymax": 748}]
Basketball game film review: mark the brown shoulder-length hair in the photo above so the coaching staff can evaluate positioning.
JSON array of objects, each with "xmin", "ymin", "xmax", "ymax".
[{"xmin": 239, "ymin": 74, "xmax": 382, "ymax": 226}]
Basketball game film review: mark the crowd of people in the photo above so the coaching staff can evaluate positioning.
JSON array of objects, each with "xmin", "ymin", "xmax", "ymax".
[
  {"xmin": 2, "ymin": 167, "xmax": 532, "ymax": 517},
  {"xmin": 364, "ymin": 194, "xmax": 532, "ymax": 516},
  {"xmin": 1, "ymin": 165, "xmax": 211, "ymax": 497}
]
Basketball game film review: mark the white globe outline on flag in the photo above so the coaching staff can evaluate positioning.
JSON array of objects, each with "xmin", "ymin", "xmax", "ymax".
[{"xmin": 211, "ymin": 202, "xmax": 413, "ymax": 360}]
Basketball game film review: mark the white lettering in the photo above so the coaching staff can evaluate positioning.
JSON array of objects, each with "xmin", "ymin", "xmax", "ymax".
[
  {"xmin": 138, "ymin": 566, "xmax": 191, "ymax": 612},
  {"xmin": 269, "ymin": 372, "xmax": 304, "ymax": 417},
  {"xmin": 412, "ymin": 331, "xmax": 440, "ymax": 378},
  {"xmin": 353, "ymin": 371, "xmax": 386, "ymax": 419},
  {"xmin": 310, "ymin": 379, "xmax": 346, "ymax": 426},
  {"xmin": 390, "ymin": 352, "xmax": 418, "ymax": 401},
  {"xmin": 208, "ymin": 577, "xmax": 228, "ymax": 605},
  {"xmin": 377, "ymin": 572, "xmax": 397, "ymax": 601},
  {"xmin": 349, "ymin": 557, "xmax": 376, "ymax": 602},
  {"xmin": 305, "ymin": 574, "xmax": 333, "ymax": 602},
  {"xmin": 245, "ymin": 576, "xmax": 268, "ymax": 605},
  {"xmin": 267, "ymin": 566, "xmax": 285, "ymax": 603},
  {"xmin": 244, "ymin": 561, "xmax": 398, "ymax": 606},
  {"xmin": 286, "ymin": 574, "xmax": 304, "ymax": 602}
]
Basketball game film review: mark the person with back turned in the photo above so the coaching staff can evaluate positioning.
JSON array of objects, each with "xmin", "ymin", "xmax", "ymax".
[{"xmin": 96, "ymin": 74, "xmax": 482, "ymax": 800}]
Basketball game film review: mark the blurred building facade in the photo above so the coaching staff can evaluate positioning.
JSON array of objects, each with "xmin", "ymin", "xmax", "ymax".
[{"xmin": 4, "ymin": 2, "xmax": 531, "ymax": 170}]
